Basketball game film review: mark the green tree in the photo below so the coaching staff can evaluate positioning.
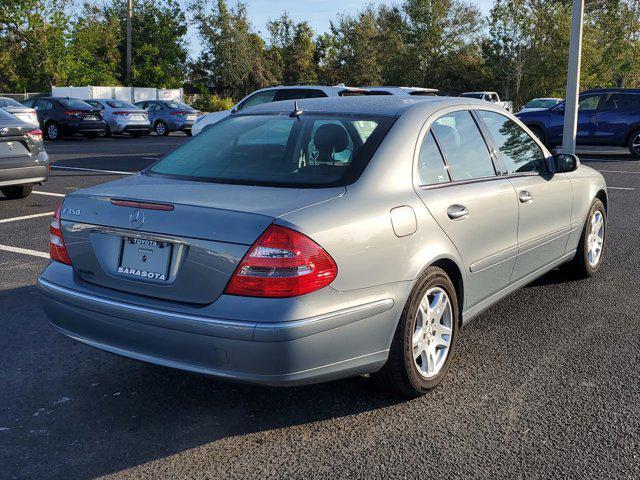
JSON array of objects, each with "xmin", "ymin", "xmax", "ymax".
[
  {"xmin": 0, "ymin": 0, "xmax": 72, "ymax": 91},
  {"xmin": 67, "ymin": 3, "xmax": 121, "ymax": 86},
  {"xmin": 191, "ymin": 0, "xmax": 273, "ymax": 97},
  {"xmin": 267, "ymin": 13, "xmax": 317, "ymax": 85},
  {"xmin": 103, "ymin": 0, "xmax": 188, "ymax": 87}
]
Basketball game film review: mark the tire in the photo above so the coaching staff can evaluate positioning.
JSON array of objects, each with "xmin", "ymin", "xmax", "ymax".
[
  {"xmin": 154, "ymin": 121, "xmax": 169, "ymax": 136},
  {"xmin": 83, "ymin": 132, "xmax": 98, "ymax": 139},
  {"xmin": 374, "ymin": 266, "xmax": 459, "ymax": 396},
  {"xmin": 99, "ymin": 125, "xmax": 111, "ymax": 138},
  {"xmin": 566, "ymin": 198, "xmax": 606, "ymax": 278},
  {"xmin": 1, "ymin": 184, "xmax": 33, "ymax": 199},
  {"xmin": 185, "ymin": 130, "xmax": 193, "ymax": 137},
  {"xmin": 45, "ymin": 122, "xmax": 60, "ymax": 141},
  {"xmin": 627, "ymin": 129, "xmax": 640, "ymax": 159}
]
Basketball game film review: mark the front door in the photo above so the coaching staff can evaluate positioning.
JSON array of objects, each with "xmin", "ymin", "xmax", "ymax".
[
  {"xmin": 475, "ymin": 109, "xmax": 573, "ymax": 282},
  {"xmin": 415, "ymin": 109, "xmax": 519, "ymax": 309}
]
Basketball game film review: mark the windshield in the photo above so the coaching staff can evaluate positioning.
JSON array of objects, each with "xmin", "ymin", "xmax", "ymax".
[
  {"xmin": 107, "ymin": 100, "xmax": 137, "ymax": 109},
  {"xmin": 166, "ymin": 101, "xmax": 192, "ymax": 110},
  {"xmin": 58, "ymin": 98, "xmax": 93, "ymax": 109},
  {"xmin": 148, "ymin": 113, "xmax": 395, "ymax": 187},
  {"xmin": 460, "ymin": 93, "xmax": 484, "ymax": 99},
  {"xmin": 525, "ymin": 99, "xmax": 559, "ymax": 109},
  {"xmin": 0, "ymin": 98, "xmax": 25, "ymax": 108}
]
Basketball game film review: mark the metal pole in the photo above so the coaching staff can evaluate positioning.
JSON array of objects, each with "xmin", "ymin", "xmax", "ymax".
[
  {"xmin": 126, "ymin": 0, "xmax": 133, "ymax": 84},
  {"xmin": 561, "ymin": 0, "xmax": 585, "ymax": 154}
]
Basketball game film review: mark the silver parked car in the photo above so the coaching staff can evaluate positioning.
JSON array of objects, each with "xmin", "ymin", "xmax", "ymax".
[
  {"xmin": 38, "ymin": 96, "xmax": 607, "ymax": 396},
  {"xmin": 83, "ymin": 99, "xmax": 150, "ymax": 138},
  {"xmin": 0, "ymin": 97, "xmax": 39, "ymax": 127}
]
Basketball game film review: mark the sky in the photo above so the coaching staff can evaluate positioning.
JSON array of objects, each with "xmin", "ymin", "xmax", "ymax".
[{"xmin": 185, "ymin": 0, "xmax": 495, "ymax": 57}]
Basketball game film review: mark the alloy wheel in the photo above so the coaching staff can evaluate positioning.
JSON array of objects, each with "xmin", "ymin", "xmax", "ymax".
[
  {"xmin": 155, "ymin": 122, "xmax": 166, "ymax": 136},
  {"xmin": 632, "ymin": 133, "xmax": 640, "ymax": 155},
  {"xmin": 412, "ymin": 287, "xmax": 453, "ymax": 379},
  {"xmin": 47, "ymin": 124, "xmax": 58, "ymax": 140},
  {"xmin": 587, "ymin": 210, "xmax": 605, "ymax": 267}
]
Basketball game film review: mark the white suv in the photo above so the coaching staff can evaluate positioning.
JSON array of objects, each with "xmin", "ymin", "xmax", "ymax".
[{"xmin": 191, "ymin": 85, "xmax": 370, "ymax": 136}]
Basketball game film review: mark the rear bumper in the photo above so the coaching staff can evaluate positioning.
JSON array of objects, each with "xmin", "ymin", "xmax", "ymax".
[
  {"xmin": 60, "ymin": 120, "xmax": 106, "ymax": 135},
  {"xmin": 0, "ymin": 152, "xmax": 49, "ymax": 187},
  {"xmin": 37, "ymin": 270, "xmax": 397, "ymax": 386}
]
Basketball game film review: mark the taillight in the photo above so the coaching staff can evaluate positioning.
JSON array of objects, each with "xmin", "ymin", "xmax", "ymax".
[
  {"xmin": 224, "ymin": 224, "xmax": 337, "ymax": 298},
  {"xmin": 26, "ymin": 129, "xmax": 43, "ymax": 142},
  {"xmin": 63, "ymin": 110, "xmax": 84, "ymax": 118},
  {"xmin": 49, "ymin": 204, "xmax": 71, "ymax": 265}
]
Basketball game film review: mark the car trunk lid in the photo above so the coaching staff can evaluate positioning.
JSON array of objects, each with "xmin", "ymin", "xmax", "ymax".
[{"xmin": 59, "ymin": 174, "xmax": 344, "ymax": 304}]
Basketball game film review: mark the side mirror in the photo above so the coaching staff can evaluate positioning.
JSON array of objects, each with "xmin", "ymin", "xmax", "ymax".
[{"xmin": 552, "ymin": 153, "xmax": 580, "ymax": 173}]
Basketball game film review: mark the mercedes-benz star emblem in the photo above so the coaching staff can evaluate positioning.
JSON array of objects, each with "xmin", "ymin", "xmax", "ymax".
[{"xmin": 129, "ymin": 209, "xmax": 145, "ymax": 229}]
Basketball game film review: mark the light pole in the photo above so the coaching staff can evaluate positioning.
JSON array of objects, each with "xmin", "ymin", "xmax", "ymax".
[
  {"xmin": 126, "ymin": 0, "xmax": 133, "ymax": 84},
  {"xmin": 561, "ymin": 0, "xmax": 585, "ymax": 154}
]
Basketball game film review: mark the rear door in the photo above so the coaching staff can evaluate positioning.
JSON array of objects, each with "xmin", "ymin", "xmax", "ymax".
[
  {"xmin": 475, "ymin": 109, "xmax": 573, "ymax": 281},
  {"xmin": 596, "ymin": 92, "xmax": 640, "ymax": 145},
  {"xmin": 414, "ymin": 108, "xmax": 519, "ymax": 308}
]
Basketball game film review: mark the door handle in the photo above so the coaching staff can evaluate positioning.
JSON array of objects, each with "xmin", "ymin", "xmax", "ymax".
[
  {"xmin": 519, "ymin": 190, "xmax": 534, "ymax": 204},
  {"xmin": 447, "ymin": 204, "xmax": 469, "ymax": 220}
]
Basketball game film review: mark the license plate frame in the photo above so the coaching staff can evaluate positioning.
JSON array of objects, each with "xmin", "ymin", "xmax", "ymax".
[
  {"xmin": 84, "ymin": 115, "xmax": 99, "ymax": 121},
  {"xmin": 186, "ymin": 114, "xmax": 196, "ymax": 121},
  {"xmin": 117, "ymin": 237, "xmax": 172, "ymax": 282}
]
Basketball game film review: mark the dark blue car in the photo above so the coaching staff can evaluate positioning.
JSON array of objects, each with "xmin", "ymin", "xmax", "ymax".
[{"xmin": 516, "ymin": 88, "xmax": 640, "ymax": 158}]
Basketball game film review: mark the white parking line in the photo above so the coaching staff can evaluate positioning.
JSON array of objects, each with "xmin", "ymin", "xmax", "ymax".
[
  {"xmin": 608, "ymin": 186, "xmax": 635, "ymax": 191},
  {"xmin": 50, "ymin": 165, "xmax": 136, "ymax": 175},
  {"xmin": 0, "ymin": 244, "xmax": 49, "ymax": 259},
  {"xmin": 33, "ymin": 191, "xmax": 65, "ymax": 198},
  {"xmin": 141, "ymin": 157, "xmax": 159, "ymax": 160},
  {"xmin": 0, "ymin": 212, "xmax": 54, "ymax": 224},
  {"xmin": 597, "ymin": 170, "xmax": 640, "ymax": 174}
]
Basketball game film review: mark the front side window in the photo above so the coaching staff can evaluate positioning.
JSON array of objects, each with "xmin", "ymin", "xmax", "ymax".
[
  {"xmin": 431, "ymin": 110, "xmax": 495, "ymax": 181},
  {"xmin": 148, "ymin": 113, "xmax": 394, "ymax": 187},
  {"xmin": 579, "ymin": 95, "xmax": 601, "ymax": 111},
  {"xmin": 478, "ymin": 110, "xmax": 547, "ymax": 175},
  {"xmin": 417, "ymin": 132, "xmax": 449, "ymax": 185},
  {"xmin": 239, "ymin": 91, "xmax": 277, "ymax": 110},
  {"xmin": 275, "ymin": 89, "xmax": 318, "ymax": 101}
]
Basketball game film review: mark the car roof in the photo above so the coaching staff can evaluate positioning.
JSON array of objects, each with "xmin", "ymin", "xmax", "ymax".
[
  {"xmin": 365, "ymin": 86, "xmax": 439, "ymax": 93},
  {"xmin": 582, "ymin": 88, "xmax": 640, "ymax": 94},
  {"xmin": 236, "ymin": 95, "xmax": 484, "ymax": 117}
]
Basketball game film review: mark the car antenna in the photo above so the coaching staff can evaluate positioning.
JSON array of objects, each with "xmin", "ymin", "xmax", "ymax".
[{"xmin": 290, "ymin": 101, "xmax": 303, "ymax": 120}]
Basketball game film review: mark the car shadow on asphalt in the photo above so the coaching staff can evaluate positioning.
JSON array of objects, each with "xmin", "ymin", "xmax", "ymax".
[{"xmin": 1, "ymin": 284, "xmax": 405, "ymax": 480}]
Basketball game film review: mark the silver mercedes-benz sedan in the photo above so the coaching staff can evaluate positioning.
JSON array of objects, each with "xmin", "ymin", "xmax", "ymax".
[{"xmin": 38, "ymin": 96, "xmax": 607, "ymax": 396}]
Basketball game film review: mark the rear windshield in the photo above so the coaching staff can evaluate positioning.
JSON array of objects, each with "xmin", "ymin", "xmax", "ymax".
[
  {"xmin": 58, "ymin": 98, "xmax": 93, "ymax": 109},
  {"xmin": 166, "ymin": 101, "xmax": 192, "ymax": 109},
  {"xmin": 525, "ymin": 99, "xmax": 559, "ymax": 108},
  {"xmin": 107, "ymin": 100, "xmax": 137, "ymax": 109},
  {"xmin": 0, "ymin": 98, "xmax": 25, "ymax": 108},
  {"xmin": 148, "ymin": 113, "xmax": 395, "ymax": 187},
  {"xmin": 460, "ymin": 93, "xmax": 484, "ymax": 99}
]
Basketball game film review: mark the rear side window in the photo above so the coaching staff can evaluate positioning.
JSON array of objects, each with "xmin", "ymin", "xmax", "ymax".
[
  {"xmin": 274, "ymin": 89, "xmax": 324, "ymax": 101},
  {"xmin": 148, "ymin": 113, "xmax": 394, "ymax": 187},
  {"xmin": 431, "ymin": 111, "xmax": 495, "ymax": 181},
  {"xmin": 417, "ymin": 132, "xmax": 450, "ymax": 185},
  {"xmin": 478, "ymin": 110, "xmax": 547, "ymax": 175},
  {"xmin": 601, "ymin": 93, "xmax": 640, "ymax": 111}
]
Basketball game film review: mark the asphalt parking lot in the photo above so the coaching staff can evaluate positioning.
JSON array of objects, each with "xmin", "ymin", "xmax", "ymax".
[{"xmin": 1, "ymin": 136, "xmax": 639, "ymax": 479}]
